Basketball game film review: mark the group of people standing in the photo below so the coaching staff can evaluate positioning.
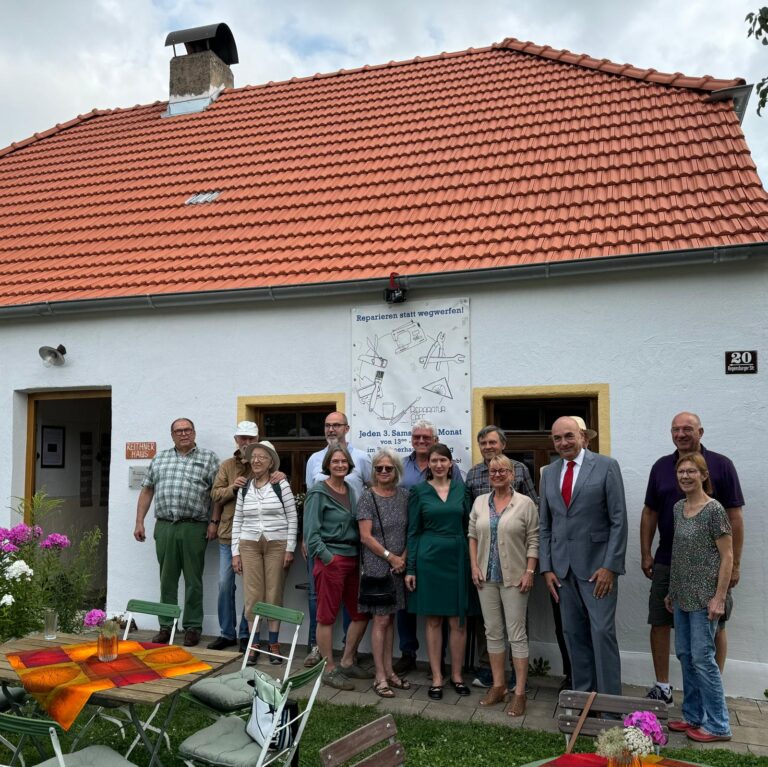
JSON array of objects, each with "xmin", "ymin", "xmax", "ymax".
[
  {"xmin": 301, "ymin": 414, "xmax": 543, "ymax": 718},
  {"xmin": 134, "ymin": 408, "xmax": 742, "ymax": 742}
]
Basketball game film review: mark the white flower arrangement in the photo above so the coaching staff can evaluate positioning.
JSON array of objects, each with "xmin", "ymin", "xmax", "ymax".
[
  {"xmin": 624, "ymin": 726, "xmax": 654, "ymax": 756},
  {"xmin": 0, "ymin": 594, "xmax": 14, "ymax": 607},
  {"xmin": 5, "ymin": 560, "xmax": 33, "ymax": 580}
]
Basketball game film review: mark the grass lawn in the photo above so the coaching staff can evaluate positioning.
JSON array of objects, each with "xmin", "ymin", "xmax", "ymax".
[{"xmin": 4, "ymin": 698, "xmax": 767, "ymax": 766}]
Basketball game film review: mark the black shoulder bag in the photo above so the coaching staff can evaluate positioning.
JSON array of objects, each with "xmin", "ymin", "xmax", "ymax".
[{"xmin": 358, "ymin": 492, "xmax": 397, "ymax": 607}]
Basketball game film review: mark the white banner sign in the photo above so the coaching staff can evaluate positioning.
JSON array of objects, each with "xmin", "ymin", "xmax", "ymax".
[{"xmin": 351, "ymin": 298, "xmax": 471, "ymax": 471}]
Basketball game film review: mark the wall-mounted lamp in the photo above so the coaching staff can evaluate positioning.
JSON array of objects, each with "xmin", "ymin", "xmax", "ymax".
[
  {"xmin": 38, "ymin": 344, "xmax": 67, "ymax": 367},
  {"xmin": 384, "ymin": 272, "xmax": 407, "ymax": 304}
]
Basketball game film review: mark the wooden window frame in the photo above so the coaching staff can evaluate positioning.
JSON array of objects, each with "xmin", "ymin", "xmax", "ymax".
[{"xmin": 470, "ymin": 384, "xmax": 611, "ymax": 466}]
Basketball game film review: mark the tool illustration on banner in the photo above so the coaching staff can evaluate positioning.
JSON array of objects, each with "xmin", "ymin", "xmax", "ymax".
[
  {"xmin": 357, "ymin": 335, "xmax": 388, "ymax": 369},
  {"xmin": 419, "ymin": 332, "xmax": 466, "ymax": 370},
  {"xmin": 391, "ymin": 320, "xmax": 427, "ymax": 353},
  {"xmin": 358, "ymin": 370, "xmax": 385, "ymax": 412},
  {"xmin": 422, "ymin": 377, "xmax": 453, "ymax": 399}
]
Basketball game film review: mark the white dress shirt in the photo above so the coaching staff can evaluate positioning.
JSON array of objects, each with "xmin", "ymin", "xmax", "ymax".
[{"xmin": 559, "ymin": 448, "xmax": 585, "ymax": 490}]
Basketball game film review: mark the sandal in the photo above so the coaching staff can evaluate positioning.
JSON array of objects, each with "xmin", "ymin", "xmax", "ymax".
[
  {"xmin": 479, "ymin": 685, "xmax": 507, "ymax": 707},
  {"xmin": 450, "ymin": 680, "xmax": 471, "ymax": 696},
  {"xmin": 373, "ymin": 680, "xmax": 395, "ymax": 698},
  {"xmin": 507, "ymin": 692, "xmax": 527, "ymax": 717},
  {"xmin": 387, "ymin": 673, "xmax": 411, "ymax": 690}
]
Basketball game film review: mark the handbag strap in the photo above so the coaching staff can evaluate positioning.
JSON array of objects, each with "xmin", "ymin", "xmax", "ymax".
[
  {"xmin": 565, "ymin": 690, "xmax": 597, "ymax": 753},
  {"xmin": 360, "ymin": 491, "xmax": 389, "ymax": 576}
]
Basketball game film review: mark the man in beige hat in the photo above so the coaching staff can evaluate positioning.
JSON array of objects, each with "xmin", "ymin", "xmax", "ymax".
[{"xmin": 207, "ymin": 421, "xmax": 260, "ymax": 650}]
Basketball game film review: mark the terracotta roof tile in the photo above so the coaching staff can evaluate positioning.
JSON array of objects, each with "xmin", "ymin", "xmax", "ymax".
[{"xmin": 0, "ymin": 39, "xmax": 766, "ymax": 306}]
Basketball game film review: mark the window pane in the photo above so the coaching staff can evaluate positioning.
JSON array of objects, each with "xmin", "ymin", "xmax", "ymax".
[
  {"xmin": 493, "ymin": 402, "xmax": 540, "ymax": 431},
  {"xmin": 505, "ymin": 450, "xmax": 536, "ymax": 481},
  {"xmin": 543, "ymin": 403, "xmax": 589, "ymax": 430},
  {"xmin": 263, "ymin": 412, "xmax": 297, "ymax": 438},
  {"xmin": 300, "ymin": 412, "xmax": 326, "ymax": 437}
]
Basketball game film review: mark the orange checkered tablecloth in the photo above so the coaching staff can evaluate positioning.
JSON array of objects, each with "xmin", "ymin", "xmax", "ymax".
[{"xmin": 7, "ymin": 639, "xmax": 211, "ymax": 730}]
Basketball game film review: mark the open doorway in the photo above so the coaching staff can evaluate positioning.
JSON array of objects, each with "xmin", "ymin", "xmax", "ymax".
[{"xmin": 26, "ymin": 391, "xmax": 111, "ymax": 599}]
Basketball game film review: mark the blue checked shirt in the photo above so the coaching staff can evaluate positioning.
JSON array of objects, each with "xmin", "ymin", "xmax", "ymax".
[{"xmin": 142, "ymin": 446, "xmax": 219, "ymax": 522}]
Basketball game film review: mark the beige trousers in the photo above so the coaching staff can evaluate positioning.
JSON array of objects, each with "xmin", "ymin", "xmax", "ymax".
[
  {"xmin": 239, "ymin": 537, "xmax": 288, "ymax": 627},
  {"xmin": 477, "ymin": 581, "xmax": 529, "ymax": 658}
]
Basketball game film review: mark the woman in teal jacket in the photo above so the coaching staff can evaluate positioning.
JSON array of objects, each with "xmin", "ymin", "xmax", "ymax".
[{"xmin": 304, "ymin": 444, "xmax": 371, "ymax": 690}]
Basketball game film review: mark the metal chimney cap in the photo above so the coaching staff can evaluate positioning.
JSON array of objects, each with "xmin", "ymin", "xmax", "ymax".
[{"xmin": 165, "ymin": 23, "xmax": 239, "ymax": 65}]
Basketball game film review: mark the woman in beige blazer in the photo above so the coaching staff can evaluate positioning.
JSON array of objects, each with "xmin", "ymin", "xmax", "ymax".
[{"xmin": 469, "ymin": 454, "xmax": 539, "ymax": 716}]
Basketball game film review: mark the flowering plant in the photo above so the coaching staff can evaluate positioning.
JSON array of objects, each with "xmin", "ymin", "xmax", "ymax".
[
  {"xmin": 84, "ymin": 609, "xmax": 122, "ymax": 638},
  {"xmin": 624, "ymin": 726, "xmax": 653, "ymax": 757},
  {"xmin": 623, "ymin": 710, "xmax": 668, "ymax": 746},
  {"xmin": 0, "ymin": 492, "xmax": 103, "ymax": 641}
]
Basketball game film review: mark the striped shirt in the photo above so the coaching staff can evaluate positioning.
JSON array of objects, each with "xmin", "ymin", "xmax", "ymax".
[
  {"xmin": 231, "ymin": 479, "xmax": 298, "ymax": 556},
  {"xmin": 142, "ymin": 446, "xmax": 219, "ymax": 522}
]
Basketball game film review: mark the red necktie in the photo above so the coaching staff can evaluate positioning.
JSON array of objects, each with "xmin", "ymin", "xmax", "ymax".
[{"xmin": 561, "ymin": 460, "xmax": 576, "ymax": 507}]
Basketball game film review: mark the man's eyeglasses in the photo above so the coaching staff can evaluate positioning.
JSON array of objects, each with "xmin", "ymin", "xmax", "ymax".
[
  {"xmin": 374, "ymin": 465, "xmax": 395, "ymax": 474},
  {"xmin": 172, "ymin": 428, "xmax": 194, "ymax": 435},
  {"xmin": 412, "ymin": 435, "xmax": 433, "ymax": 442},
  {"xmin": 325, "ymin": 423, "xmax": 347, "ymax": 430}
]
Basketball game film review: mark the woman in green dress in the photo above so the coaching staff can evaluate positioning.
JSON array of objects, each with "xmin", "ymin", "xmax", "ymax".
[{"xmin": 405, "ymin": 443, "xmax": 473, "ymax": 700}]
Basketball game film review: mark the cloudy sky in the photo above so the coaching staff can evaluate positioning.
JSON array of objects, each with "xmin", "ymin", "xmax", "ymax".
[{"xmin": 1, "ymin": 0, "xmax": 766, "ymax": 181}]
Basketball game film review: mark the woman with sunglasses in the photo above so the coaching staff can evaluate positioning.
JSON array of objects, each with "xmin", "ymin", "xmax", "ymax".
[
  {"xmin": 357, "ymin": 448, "xmax": 410, "ymax": 698},
  {"xmin": 665, "ymin": 452, "xmax": 732, "ymax": 743},
  {"xmin": 405, "ymin": 443, "xmax": 475, "ymax": 700},
  {"xmin": 468, "ymin": 454, "xmax": 539, "ymax": 716}
]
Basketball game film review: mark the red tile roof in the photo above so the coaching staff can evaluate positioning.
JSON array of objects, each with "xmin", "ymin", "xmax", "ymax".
[{"xmin": 0, "ymin": 38, "xmax": 766, "ymax": 307}]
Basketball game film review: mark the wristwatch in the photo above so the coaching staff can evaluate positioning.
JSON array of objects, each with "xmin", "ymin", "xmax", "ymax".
[
  {"xmin": 383, "ymin": 549, "xmax": 391, "ymax": 560},
  {"xmin": 210, "ymin": 519, "xmax": 220, "ymax": 526}
]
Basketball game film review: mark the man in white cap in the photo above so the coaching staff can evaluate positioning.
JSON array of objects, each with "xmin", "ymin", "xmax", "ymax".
[{"xmin": 207, "ymin": 421, "xmax": 260, "ymax": 650}]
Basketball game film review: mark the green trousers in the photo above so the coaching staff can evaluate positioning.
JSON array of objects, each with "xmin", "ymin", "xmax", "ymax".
[{"xmin": 154, "ymin": 519, "xmax": 208, "ymax": 630}]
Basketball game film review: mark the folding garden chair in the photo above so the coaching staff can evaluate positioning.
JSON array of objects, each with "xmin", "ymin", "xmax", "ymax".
[
  {"xmin": 184, "ymin": 603, "xmax": 304, "ymax": 718},
  {"xmin": 319, "ymin": 714, "xmax": 405, "ymax": 767},
  {"xmin": 72, "ymin": 599, "xmax": 181, "ymax": 756},
  {"xmin": 178, "ymin": 659, "xmax": 325, "ymax": 767},
  {"xmin": 0, "ymin": 711, "xmax": 138, "ymax": 766}
]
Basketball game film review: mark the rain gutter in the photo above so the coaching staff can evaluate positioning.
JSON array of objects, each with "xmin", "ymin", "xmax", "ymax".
[{"xmin": 1, "ymin": 242, "xmax": 766, "ymax": 321}]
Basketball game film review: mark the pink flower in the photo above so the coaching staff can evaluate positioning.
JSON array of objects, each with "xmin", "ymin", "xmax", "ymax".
[
  {"xmin": 83, "ymin": 609, "xmax": 106, "ymax": 628},
  {"xmin": 624, "ymin": 710, "xmax": 668, "ymax": 746},
  {"xmin": 39, "ymin": 533, "xmax": 71, "ymax": 550}
]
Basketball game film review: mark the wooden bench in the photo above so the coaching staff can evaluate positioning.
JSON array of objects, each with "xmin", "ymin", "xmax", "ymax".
[
  {"xmin": 319, "ymin": 714, "xmax": 405, "ymax": 767},
  {"xmin": 557, "ymin": 690, "xmax": 669, "ymax": 747}
]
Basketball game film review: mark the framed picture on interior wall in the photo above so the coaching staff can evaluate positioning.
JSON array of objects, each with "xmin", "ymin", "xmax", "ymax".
[{"xmin": 41, "ymin": 426, "xmax": 65, "ymax": 468}]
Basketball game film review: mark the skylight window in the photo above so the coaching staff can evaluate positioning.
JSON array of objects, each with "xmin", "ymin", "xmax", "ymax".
[{"xmin": 185, "ymin": 191, "xmax": 221, "ymax": 205}]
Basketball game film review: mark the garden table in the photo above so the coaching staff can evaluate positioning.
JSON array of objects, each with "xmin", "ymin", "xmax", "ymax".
[{"xmin": 0, "ymin": 632, "xmax": 239, "ymax": 767}]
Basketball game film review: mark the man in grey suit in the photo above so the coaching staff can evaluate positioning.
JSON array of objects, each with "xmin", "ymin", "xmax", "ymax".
[{"xmin": 539, "ymin": 416, "xmax": 628, "ymax": 694}]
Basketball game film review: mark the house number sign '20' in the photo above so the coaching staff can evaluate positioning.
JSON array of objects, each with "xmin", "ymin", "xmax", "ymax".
[{"xmin": 724, "ymin": 350, "xmax": 758, "ymax": 374}]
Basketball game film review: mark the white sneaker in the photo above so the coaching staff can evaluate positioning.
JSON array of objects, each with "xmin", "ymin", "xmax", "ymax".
[{"xmin": 304, "ymin": 645, "xmax": 321, "ymax": 668}]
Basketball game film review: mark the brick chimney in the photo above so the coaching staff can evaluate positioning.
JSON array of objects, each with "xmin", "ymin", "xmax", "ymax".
[{"xmin": 164, "ymin": 23, "xmax": 238, "ymax": 116}]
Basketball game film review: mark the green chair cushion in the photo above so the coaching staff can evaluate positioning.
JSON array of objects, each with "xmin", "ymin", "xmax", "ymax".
[
  {"xmin": 179, "ymin": 715, "xmax": 265, "ymax": 767},
  {"xmin": 189, "ymin": 670, "xmax": 255, "ymax": 713},
  {"xmin": 37, "ymin": 745, "xmax": 138, "ymax": 766}
]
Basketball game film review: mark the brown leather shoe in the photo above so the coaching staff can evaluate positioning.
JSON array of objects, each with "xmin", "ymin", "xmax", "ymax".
[
  {"xmin": 151, "ymin": 628, "xmax": 172, "ymax": 644},
  {"xmin": 183, "ymin": 628, "xmax": 200, "ymax": 647},
  {"xmin": 479, "ymin": 685, "xmax": 507, "ymax": 707}
]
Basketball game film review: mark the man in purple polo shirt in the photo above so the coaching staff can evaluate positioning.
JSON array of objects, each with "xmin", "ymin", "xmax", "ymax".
[{"xmin": 640, "ymin": 411, "xmax": 744, "ymax": 704}]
